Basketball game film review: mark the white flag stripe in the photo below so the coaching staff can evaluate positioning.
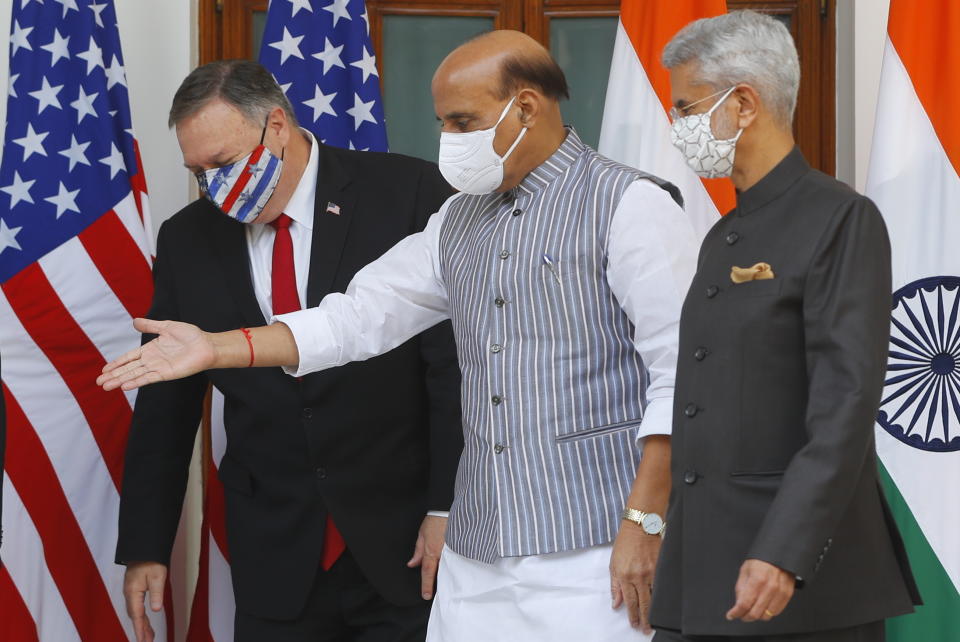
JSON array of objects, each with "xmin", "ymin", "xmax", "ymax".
[
  {"xmin": 869, "ymin": 39, "xmax": 960, "ymax": 595},
  {"xmin": 208, "ymin": 530, "xmax": 236, "ymax": 642},
  {"xmin": 598, "ymin": 21, "xmax": 720, "ymax": 238},
  {"xmin": 211, "ymin": 387, "xmax": 227, "ymax": 465},
  {"xmin": 114, "ymin": 190, "xmax": 154, "ymax": 264},
  {"xmin": 2, "ymin": 474, "xmax": 82, "ymax": 642},
  {"xmin": 866, "ymin": 42, "xmax": 960, "ymax": 284},
  {"xmin": 0, "ymin": 290, "xmax": 138, "ymax": 633},
  {"xmin": 39, "ymin": 237, "xmax": 141, "ymax": 400}
]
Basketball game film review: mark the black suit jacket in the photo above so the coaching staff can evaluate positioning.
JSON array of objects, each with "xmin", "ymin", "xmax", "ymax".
[
  {"xmin": 116, "ymin": 144, "xmax": 463, "ymax": 620},
  {"xmin": 650, "ymin": 148, "xmax": 920, "ymax": 636}
]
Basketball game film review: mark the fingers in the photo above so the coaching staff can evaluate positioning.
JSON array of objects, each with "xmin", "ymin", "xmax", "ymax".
[
  {"xmin": 763, "ymin": 575, "xmax": 795, "ymax": 620},
  {"xmin": 147, "ymin": 572, "xmax": 165, "ymax": 612},
  {"xmin": 133, "ymin": 317, "xmax": 166, "ymax": 335},
  {"xmin": 725, "ymin": 566, "xmax": 758, "ymax": 621},
  {"xmin": 99, "ymin": 345, "xmax": 143, "ymax": 378},
  {"xmin": 624, "ymin": 582, "xmax": 642, "ymax": 630},
  {"xmin": 124, "ymin": 570, "xmax": 153, "ymax": 642},
  {"xmin": 420, "ymin": 551, "xmax": 439, "ymax": 600},
  {"xmin": 638, "ymin": 583, "xmax": 653, "ymax": 634},
  {"xmin": 407, "ymin": 535, "xmax": 424, "ymax": 568},
  {"xmin": 610, "ymin": 576, "xmax": 623, "ymax": 610},
  {"xmin": 726, "ymin": 561, "xmax": 795, "ymax": 622},
  {"xmin": 133, "ymin": 617, "xmax": 155, "ymax": 642}
]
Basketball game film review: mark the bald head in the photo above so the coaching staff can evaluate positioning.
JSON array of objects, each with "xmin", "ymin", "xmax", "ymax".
[{"xmin": 433, "ymin": 30, "xmax": 568, "ymax": 106}]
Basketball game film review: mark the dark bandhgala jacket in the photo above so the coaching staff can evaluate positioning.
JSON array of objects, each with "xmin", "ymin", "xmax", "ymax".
[
  {"xmin": 116, "ymin": 143, "xmax": 463, "ymax": 620},
  {"xmin": 651, "ymin": 148, "xmax": 920, "ymax": 637}
]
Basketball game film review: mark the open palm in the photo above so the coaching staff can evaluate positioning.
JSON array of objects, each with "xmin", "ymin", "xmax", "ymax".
[{"xmin": 98, "ymin": 318, "xmax": 216, "ymax": 391}]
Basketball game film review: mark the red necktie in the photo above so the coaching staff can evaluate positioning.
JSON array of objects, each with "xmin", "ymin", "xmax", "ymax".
[{"xmin": 270, "ymin": 213, "xmax": 346, "ymax": 570}]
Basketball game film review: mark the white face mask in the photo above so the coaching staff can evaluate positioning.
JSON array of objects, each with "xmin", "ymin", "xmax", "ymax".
[
  {"xmin": 438, "ymin": 97, "xmax": 528, "ymax": 195},
  {"xmin": 670, "ymin": 86, "xmax": 742, "ymax": 179}
]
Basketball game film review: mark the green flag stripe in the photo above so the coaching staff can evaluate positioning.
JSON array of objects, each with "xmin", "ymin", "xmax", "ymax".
[{"xmin": 880, "ymin": 461, "xmax": 960, "ymax": 641}]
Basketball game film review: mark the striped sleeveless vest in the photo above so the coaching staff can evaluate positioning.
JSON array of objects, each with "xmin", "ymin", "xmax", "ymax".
[{"xmin": 439, "ymin": 129, "xmax": 682, "ymax": 562}]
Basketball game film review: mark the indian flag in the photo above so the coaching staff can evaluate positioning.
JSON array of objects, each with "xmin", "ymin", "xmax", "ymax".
[
  {"xmin": 865, "ymin": 1, "xmax": 960, "ymax": 639},
  {"xmin": 598, "ymin": 0, "xmax": 733, "ymax": 237}
]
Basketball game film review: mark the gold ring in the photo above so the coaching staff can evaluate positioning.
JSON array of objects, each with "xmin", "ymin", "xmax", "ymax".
[{"xmin": 764, "ymin": 609, "xmax": 775, "ymax": 618}]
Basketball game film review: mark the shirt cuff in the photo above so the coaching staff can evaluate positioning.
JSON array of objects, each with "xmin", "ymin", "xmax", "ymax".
[
  {"xmin": 271, "ymin": 309, "xmax": 338, "ymax": 377},
  {"xmin": 427, "ymin": 511, "xmax": 450, "ymax": 518},
  {"xmin": 635, "ymin": 396, "xmax": 673, "ymax": 446}
]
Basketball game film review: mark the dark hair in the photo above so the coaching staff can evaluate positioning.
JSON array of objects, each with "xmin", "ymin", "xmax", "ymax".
[
  {"xmin": 496, "ymin": 53, "xmax": 570, "ymax": 102},
  {"xmin": 168, "ymin": 59, "xmax": 298, "ymax": 128}
]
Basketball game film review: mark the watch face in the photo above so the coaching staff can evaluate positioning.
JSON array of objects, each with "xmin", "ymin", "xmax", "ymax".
[{"xmin": 641, "ymin": 513, "xmax": 664, "ymax": 534}]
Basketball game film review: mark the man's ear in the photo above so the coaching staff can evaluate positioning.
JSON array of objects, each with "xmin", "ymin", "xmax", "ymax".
[
  {"xmin": 515, "ymin": 88, "xmax": 543, "ymax": 128},
  {"xmin": 733, "ymin": 84, "xmax": 761, "ymax": 130},
  {"xmin": 267, "ymin": 106, "xmax": 289, "ymax": 144}
]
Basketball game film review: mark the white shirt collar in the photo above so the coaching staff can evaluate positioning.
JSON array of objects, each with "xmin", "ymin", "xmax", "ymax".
[{"xmin": 276, "ymin": 128, "xmax": 318, "ymax": 230}]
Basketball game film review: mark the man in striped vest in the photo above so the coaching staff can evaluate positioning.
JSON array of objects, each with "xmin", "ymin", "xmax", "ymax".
[{"xmin": 99, "ymin": 30, "xmax": 699, "ymax": 640}]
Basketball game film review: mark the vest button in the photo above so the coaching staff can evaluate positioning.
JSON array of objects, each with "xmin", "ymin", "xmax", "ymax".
[
  {"xmin": 315, "ymin": 467, "xmax": 327, "ymax": 480},
  {"xmin": 494, "ymin": 297, "xmax": 505, "ymax": 308},
  {"xmin": 706, "ymin": 285, "xmax": 719, "ymax": 298},
  {"xmin": 491, "ymin": 344, "xmax": 502, "ymax": 354},
  {"xmin": 683, "ymin": 470, "xmax": 699, "ymax": 485},
  {"xmin": 512, "ymin": 208, "xmax": 522, "ymax": 217},
  {"xmin": 302, "ymin": 407, "xmax": 313, "ymax": 420},
  {"xmin": 491, "ymin": 395, "xmax": 503, "ymax": 406},
  {"xmin": 499, "ymin": 250, "xmax": 511, "ymax": 260},
  {"xmin": 726, "ymin": 232, "xmax": 740, "ymax": 245},
  {"xmin": 684, "ymin": 403, "xmax": 699, "ymax": 418},
  {"xmin": 493, "ymin": 444, "xmax": 505, "ymax": 454},
  {"xmin": 694, "ymin": 347, "xmax": 709, "ymax": 361}
]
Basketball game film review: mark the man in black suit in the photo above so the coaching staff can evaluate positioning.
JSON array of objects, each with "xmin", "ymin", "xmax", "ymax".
[
  {"xmin": 649, "ymin": 11, "xmax": 921, "ymax": 641},
  {"xmin": 115, "ymin": 60, "xmax": 462, "ymax": 642}
]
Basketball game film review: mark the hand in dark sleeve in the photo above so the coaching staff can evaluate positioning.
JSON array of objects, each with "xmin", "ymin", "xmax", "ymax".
[
  {"xmin": 115, "ymin": 222, "xmax": 208, "ymax": 566},
  {"xmin": 747, "ymin": 197, "xmax": 893, "ymax": 580}
]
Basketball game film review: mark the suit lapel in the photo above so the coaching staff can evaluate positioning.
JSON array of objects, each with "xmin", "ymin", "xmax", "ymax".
[
  {"xmin": 306, "ymin": 144, "xmax": 359, "ymax": 308},
  {"xmin": 207, "ymin": 211, "xmax": 267, "ymax": 328}
]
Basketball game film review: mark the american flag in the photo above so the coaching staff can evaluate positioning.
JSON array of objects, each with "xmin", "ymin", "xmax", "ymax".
[
  {"xmin": 0, "ymin": 1, "xmax": 165, "ymax": 641},
  {"xmin": 260, "ymin": 0, "xmax": 388, "ymax": 152},
  {"xmin": 186, "ymin": 1, "xmax": 389, "ymax": 640}
]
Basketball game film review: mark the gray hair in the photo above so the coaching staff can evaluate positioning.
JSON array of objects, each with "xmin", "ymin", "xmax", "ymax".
[
  {"xmin": 168, "ymin": 59, "xmax": 298, "ymax": 129},
  {"xmin": 662, "ymin": 10, "xmax": 800, "ymax": 127}
]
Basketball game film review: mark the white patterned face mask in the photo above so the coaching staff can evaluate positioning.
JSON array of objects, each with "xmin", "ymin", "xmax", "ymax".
[{"xmin": 670, "ymin": 86, "xmax": 742, "ymax": 179}]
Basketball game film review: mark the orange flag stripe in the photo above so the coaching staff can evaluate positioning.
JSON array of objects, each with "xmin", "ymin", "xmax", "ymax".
[
  {"xmin": 888, "ymin": 0, "xmax": 960, "ymax": 177},
  {"xmin": 621, "ymin": 0, "xmax": 736, "ymax": 215}
]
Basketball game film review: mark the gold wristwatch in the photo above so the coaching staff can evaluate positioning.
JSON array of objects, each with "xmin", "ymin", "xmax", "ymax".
[{"xmin": 622, "ymin": 508, "xmax": 666, "ymax": 537}]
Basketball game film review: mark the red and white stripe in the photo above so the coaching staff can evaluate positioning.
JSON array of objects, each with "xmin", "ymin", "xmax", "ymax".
[
  {"xmin": 186, "ymin": 388, "xmax": 234, "ymax": 642},
  {"xmin": 0, "ymin": 152, "xmax": 173, "ymax": 641}
]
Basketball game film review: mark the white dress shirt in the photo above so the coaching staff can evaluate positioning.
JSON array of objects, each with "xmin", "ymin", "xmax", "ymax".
[
  {"xmin": 276, "ymin": 178, "xmax": 697, "ymax": 440},
  {"xmin": 246, "ymin": 130, "xmax": 319, "ymax": 321}
]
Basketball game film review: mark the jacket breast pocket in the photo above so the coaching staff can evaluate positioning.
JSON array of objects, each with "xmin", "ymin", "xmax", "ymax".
[{"xmin": 217, "ymin": 454, "xmax": 255, "ymax": 497}]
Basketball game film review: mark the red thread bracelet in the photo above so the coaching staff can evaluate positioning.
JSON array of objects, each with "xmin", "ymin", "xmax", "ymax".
[{"xmin": 240, "ymin": 327, "xmax": 254, "ymax": 367}]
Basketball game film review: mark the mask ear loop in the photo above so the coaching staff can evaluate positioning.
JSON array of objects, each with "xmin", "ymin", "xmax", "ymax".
[
  {"xmin": 259, "ymin": 113, "xmax": 270, "ymax": 145},
  {"xmin": 494, "ymin": 96, "xmax": 528, "ymax": 165}
]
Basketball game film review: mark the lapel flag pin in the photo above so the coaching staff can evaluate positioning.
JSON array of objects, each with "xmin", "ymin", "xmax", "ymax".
[{"xmin": 326, "ymin": 202, "xmax": 341, "ymax": 216}]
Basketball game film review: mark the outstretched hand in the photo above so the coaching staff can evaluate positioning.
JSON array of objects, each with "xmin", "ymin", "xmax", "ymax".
[{"xmin": 97, "ymin": 318, "xmax": 216, "ymax": 391}]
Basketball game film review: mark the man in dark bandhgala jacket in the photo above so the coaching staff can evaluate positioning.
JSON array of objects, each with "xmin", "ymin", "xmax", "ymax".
[{"xmin": 650, "ymin": 10, "xmax": 920, "ymax": 642}]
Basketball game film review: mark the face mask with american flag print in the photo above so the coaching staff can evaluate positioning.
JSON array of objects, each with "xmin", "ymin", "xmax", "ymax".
[{"xmin": 195, "ymin": 122, "xmax": 285, "ymax": 223}]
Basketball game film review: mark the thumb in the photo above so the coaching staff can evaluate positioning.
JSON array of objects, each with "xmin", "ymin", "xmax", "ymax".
[
  {"xmin": 407, "ymin": 536, "xmax": 424, "ymax": 567},
  {"xmin": 133, "ymin": 318, "xmax": 166, "ymax": 335}
]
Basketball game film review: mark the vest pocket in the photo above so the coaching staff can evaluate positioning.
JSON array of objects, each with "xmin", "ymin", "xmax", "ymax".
[{"xmin": 555, "ymin": 419, "xmax": 643, "ymax": 444}]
